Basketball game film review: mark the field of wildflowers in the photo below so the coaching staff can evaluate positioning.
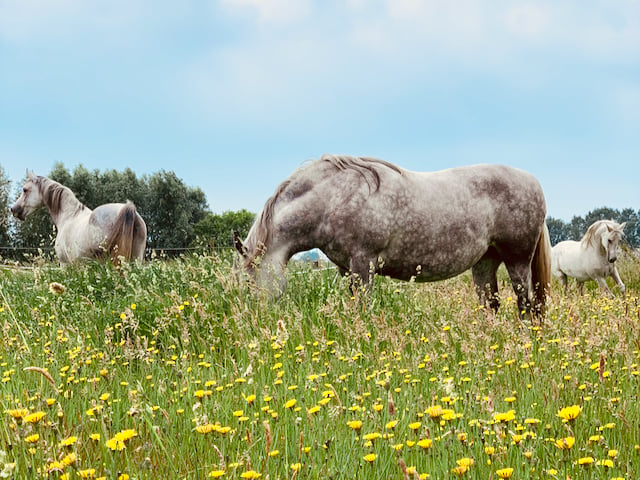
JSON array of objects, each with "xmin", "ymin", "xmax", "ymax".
[{"xmin": 1, "ymin": 251, "xmax": 639, "ymax": 479}]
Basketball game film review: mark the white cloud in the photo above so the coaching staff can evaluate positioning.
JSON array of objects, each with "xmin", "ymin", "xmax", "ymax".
[
  {"xmin": 219, "ymin": 0, "xmax": 313, "ymax": 26},
  {"xmin": 505, "ymin": 4, "xmax": 550, "ymax": 38},
  {"xmin": 0, "ymin": 0, "xmax": 187, "ymax": 44}
]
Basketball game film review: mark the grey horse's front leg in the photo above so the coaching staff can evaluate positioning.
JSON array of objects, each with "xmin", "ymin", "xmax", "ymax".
[{"xmin": 611, "ymin": 266, "xmax": 626, "ymax": 296}]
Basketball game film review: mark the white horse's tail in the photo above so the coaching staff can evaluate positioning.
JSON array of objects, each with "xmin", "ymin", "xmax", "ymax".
[
  {"xmin": 531, "ymin": 222, "xmax": 552, "ymax": 317},
  {"xmin": 105, "ymin": 201, "xmax": 138, "ymax": 263}
]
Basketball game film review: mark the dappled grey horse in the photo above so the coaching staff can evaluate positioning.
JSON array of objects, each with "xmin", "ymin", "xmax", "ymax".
[
  {"xmin": 235, "ymin": 154, "xmax": 551, "ymax": 317},
  {"xmin": 11, "ymin": 171, "xmax": 147, "ymax": 264}
]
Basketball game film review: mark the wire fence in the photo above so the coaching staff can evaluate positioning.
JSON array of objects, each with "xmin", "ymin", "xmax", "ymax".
[{"xmin": 0, "ymin": 245, "xmax": 237, "ymax": 264}]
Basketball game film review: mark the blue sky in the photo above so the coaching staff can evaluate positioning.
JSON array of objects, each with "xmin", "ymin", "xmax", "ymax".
[{"xmin": 1, "ymin": 0, "xmax": 639, "ymax": 220}]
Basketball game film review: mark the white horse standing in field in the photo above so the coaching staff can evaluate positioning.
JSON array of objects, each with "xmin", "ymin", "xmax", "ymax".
[
  {"xmin": 10, "ymin": 171, "xmax": 147, "ymax": 264},
  {"xmin": 551, "ymin": 220, "xmax": 626, "ymax": 296}
]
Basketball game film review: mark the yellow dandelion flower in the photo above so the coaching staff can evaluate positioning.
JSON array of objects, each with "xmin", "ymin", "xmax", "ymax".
[
  {"xmin": 47, "ymin": 460, "xmax": 65, "ymax": 473},
  {"xmin": 307, "ymin": 405, "xmax": 320, "ymax": 415},
  {"xmin": 240, "ymin": 470, "xmax": 261, "ymax": 479},
  {"xmin": 363, "ymin": 432, "xmax": 381, "ymax": 442},
  {"xmin": 24, "ymin": 411, "xmax": 46, "ymax": 424},
  {"xmin": 268, "ymin": 450, "xmax": 280, "ymax": 457},
  {"xmin": 25, "ymin": 433, "xmax": 40, "ymax": 443},
  {"xmin": 426, "ymin": 405, "xmax": 443, "ymax": 418},
  {"xmin": 496, "ymin": 467, "xmax": 514, "ymax": 478},
  {"xmin": 284, "ymin": 399, "xmax": 297, "ymax": 409},
  {"xmin": 290, "ymin": 463, "xmax": 301, "ymax": 472},
  {"xmin": 106, "ymin": 438, "xmax": 126, "ymax": 451},
  {"xmin": 493, "ymin": 410, "xmax": 515, "ymax": 423},
  {"xmin": 347, "ymin": 420, "xmax": 363, "ymax": 431},
  {"xmin": 61, "ymin": 452, "xmax": 76, "ymax": 466},
  {"xmin": 363, "ymin": 453, "xmax": 377, "ymax": 463},
  {"xmin": 6, "ymin": 408, "xmax": 29, "ymax": 418},
  {"xmin": 196, "ymin": 424, "xmax": 216, "ymax": 434},
  {"xmin": 576, "ymin": 456, "xmax": 594, "ymax": 465},
  {"xmin": 456, "ymin": 458, "xmax": 474, "ymax": 468},
  {"xmin": 114, "ymin": 429, "xmax": 137, "ymax": 441},
  {"xmin": 554, "ymin": 436, "xmax": 575, "ymax": 450},
  {"xmin": 417, "ymin": 438, "xmax": 433, "ymax": 449},
  {"xmin": 208, "ymin": 470, "xmax": 225, "ymax": 478},
  {"xmin": 557, "ymin": 405, "xmax": 581, "ymax": 421},
  {"xmin": 409, "ymin": 421, "xmax": 421, "ymax": 430},
  {"xmin": 245, "ymin": 394, "xmax": 256, "ymax": 404},
  {"xmin": 78, "ymin": 468, "xmax": 96, "ymax": 478},
  {"xmin": 451, "ymin": 465, "xmax": 468, "ymax": 476},
  {"xmin": 60, "ymin": 436, "xmax": 77, "ymax": 447},
  {"xmin": 89, "ymin": 433, "xmax": 100, "ymax": 441},
  {"xmin": 385, "ymin": 420, "xmax": 399, "ymax": 430}
]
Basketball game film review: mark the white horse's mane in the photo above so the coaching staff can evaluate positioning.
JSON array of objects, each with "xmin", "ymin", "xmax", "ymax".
[{"xmin": 581, "ymin": 219, "xmax": 624, "ymax": 247}]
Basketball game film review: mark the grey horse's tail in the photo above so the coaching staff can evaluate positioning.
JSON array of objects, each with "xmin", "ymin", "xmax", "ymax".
[
  {"xmin": 531, "ymin": 221, "xmax": 552, "ymax": 317},
  {"xmin": 104, "ymin": 201, "xmax": 138, "ymax": 263}
]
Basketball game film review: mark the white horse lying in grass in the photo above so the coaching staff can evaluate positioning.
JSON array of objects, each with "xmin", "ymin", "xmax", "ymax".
[{"xmin": 551, "ymin": 220, "xmax": 626, "ymax": 296}]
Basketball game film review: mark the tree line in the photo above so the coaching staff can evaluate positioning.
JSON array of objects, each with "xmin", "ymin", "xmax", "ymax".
[
  {"xmin": 547, "ymin": 207, "xmax": 640, "ymax": 249},
  {"xmin": 1, "ymin": 164, "xmax": 639, "ymax": 262},
  {"xmin": 0, "ymin": 164, "xmax": 255, "ymax": 261}
]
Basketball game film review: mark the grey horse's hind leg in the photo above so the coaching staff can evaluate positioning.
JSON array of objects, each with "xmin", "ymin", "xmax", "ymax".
[
  {"xmin": 503, "ymin": 261, "xmax": 533, "ymax": 317},
  {"xmin": 472, "ymin": 250, "xmax": 502, "ymax": 312}
]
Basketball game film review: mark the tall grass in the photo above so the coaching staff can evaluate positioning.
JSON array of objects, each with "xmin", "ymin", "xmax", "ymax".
[{"xmin": 0, "ymin": 251, "xmax": 639, "ymax": 479}]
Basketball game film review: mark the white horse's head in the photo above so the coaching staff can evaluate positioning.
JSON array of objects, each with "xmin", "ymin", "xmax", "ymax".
[
  {"xmin": 10, "ymin": 170, "xmax": 43, "ymax": 221},
  {"xmin": 600, "ymin": 221, "xmax": 626, "ymax": 263}
]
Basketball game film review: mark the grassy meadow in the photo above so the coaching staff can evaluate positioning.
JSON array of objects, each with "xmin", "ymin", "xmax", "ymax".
[{"xmin": 1, "ymin": 250, "xmax": 639, "ymax": 479}]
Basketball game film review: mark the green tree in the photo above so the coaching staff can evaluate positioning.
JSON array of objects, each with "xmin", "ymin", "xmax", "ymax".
[
  {"xmin": 146, "ymin": 170, "xmax": 208, "ymax": 250},
  {"xmin": 194, "ymin": 209, "xmax": 256, "ymax": 249},
  {"xmin": 548, "ymin": 208, "xmax": 640, "ymax": 249},
  {"xmin": 546, "ymin": 217, "xmax": 567, "ymax": 246},
  {"xmin": 11, "ymin": 164, "xmax": 210, "ymax": 258},
  {"xmin": 0, "ymin": 165, "xmax": 12, "ymax": 252}
]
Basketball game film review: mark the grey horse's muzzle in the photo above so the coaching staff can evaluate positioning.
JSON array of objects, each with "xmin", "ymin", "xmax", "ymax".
[{"xmin": 10, "ymin": 204, "xmax": 24, "ymax": 221}]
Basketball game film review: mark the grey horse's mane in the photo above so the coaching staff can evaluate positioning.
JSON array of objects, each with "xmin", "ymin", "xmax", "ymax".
[
  {"xmin": 581, "ymin": 219, "xmax": 624, "ymax": 247},
  {"xmin": 244, "ymin": 154, "xmax": 403, "ymax": 266},
  {"xmin": 319, "ymin": 154, "xmax": 403, "ymax": 191},
  {"xmin": 35, "ymin": 176, "xmax": 86, "ymax": 218}
]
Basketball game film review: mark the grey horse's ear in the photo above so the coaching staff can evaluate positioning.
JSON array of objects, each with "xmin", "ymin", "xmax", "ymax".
[
  {"xmin": 26, "ymin": 169, "xmax": 36, "ymax": 179},
  {"xmin": 233, "ymin": 231, "xmax": 247, "ymax": 257},
  {"xmin": 620, "ymin": 222, "xmax": 627, "ymax": 231}
]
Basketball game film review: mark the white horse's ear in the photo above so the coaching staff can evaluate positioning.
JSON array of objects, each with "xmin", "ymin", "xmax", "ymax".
[
  {"xmin": 26, "ymin": 169, "xmax": 35, "ymax": 179},
  {"xmin": 619, "ymin": 222, "xmax": 626, "ymax": 230}
]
